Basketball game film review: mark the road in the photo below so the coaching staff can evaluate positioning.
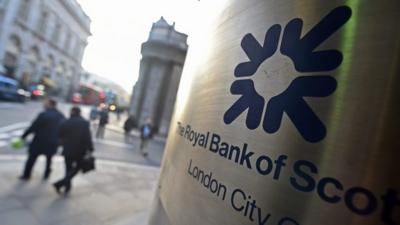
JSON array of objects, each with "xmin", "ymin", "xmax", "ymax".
[{"xmin": 0, "ymin": 100, "xmax": 166, "ymax": 167}]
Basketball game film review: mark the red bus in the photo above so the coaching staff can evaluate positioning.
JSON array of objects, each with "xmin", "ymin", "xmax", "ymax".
[{"xmin": 75, "ymin": 84, "xmax": 105, "ymax": 105}]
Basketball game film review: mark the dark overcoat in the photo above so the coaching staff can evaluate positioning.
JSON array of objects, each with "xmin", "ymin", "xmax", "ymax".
[
  {"xmin": 59, "ymin": 116, "xmax": 94, "ymax": 159},
  {"xmin": 22, "ymin": 108, "xmax": 65, "ymax": 155}
]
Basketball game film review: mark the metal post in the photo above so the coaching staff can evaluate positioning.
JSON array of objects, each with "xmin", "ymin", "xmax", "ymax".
[{"xmin": 149, "ymin": 1, "xmax": 400, "ymax": 225}]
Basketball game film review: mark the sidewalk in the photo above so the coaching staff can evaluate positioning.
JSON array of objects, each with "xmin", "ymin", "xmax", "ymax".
[
  {"xmin": 93, "ymin": 121, "xmax": 167, "ymax": 144},
  {"xmin": 0, "ymin": 155, "xmax": 160, "ymax": 225}
]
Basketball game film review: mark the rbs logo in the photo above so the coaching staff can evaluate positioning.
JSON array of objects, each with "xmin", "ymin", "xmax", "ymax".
[{"xmin": 224, "ymin": 6, "xmax": 352, "ymax": 143}]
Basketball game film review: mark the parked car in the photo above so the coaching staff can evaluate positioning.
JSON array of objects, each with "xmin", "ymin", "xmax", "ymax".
[
  {"xmin": 0, "ymin": 75, "xmax": 30, "ymax": 102},
  {"xmin": 29, "ymin": 84, "xmax": 46, "ymax": 99}
]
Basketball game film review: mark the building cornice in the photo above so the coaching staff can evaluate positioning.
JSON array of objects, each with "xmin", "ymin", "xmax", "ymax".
[{"xmin": 58, "ymin": 0, "xmax": 91, "ymax": 35}]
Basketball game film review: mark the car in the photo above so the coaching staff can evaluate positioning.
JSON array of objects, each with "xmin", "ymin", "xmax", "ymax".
[
  {"xmin": 0, "ymin": 75, "xmax": 30, "ymax": 102},
  {"xmin": 29, "ymin": 84, "xmax": 46, "ymax": 99}
]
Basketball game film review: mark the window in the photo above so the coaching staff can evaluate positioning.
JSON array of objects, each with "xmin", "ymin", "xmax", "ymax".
[
  {"xmin": 37, "ymin": 11, "xmax": 48, "ymax": 36},
  {"xmin": 72, "ymin": 38, "xmax": 81, "ymax": 57},
  {"xmin": 52, "ymin": 22, "xmax": 61, "ymax": 45},
  {"xmin": 18, "ymin": 0, "xmax": 30, "ymax": 21},
  {"xmin": 64, "ymin": 29, "xmax": 72, "ymax": 51},
  {"xmin": 69, "ymin": 37, "xmax": 77, "ymax": 55}
]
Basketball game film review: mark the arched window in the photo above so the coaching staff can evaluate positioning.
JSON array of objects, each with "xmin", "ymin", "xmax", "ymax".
[
  {"xmin": 3, "ymin": 35, "xmax": 21, "ymax": 77},
  {"xmin": 37, "ymin": 10, "xmax": 49, "ymax": 36},
  {"xmin": 18, "ymin": 0, "xmax": 31, "ymax": 21},
  {"xmin": 64, "ymin": 29, "xmax": 72, "ymax": 52},
  {"xmin": 28, "ymin": 46, "xmax": 40, "ymax": 63},
  {"xmin": 74, "ymin": 40, "xmax": 85, "ymax": 60},
  {"xmin": 25, "ymin": 46, "xmax": 41, "ymax": 82},
  {"xmin": 42, "ymin": 54, "xmax": 54, "ymax": 77},
  {"xmin": 52, "ymin": 21, "xmax": 61, "ymax": 44},
  {"xmin": 48, "ymin": 55, "xmax": 55, "ymax": 68},
  {"xmin": 56, "ymin": 61, "xmax": 65, "ymax": 77},
  {"xmin": 69, "ymin": 67, "xmax": 76, "ymax": 79}
]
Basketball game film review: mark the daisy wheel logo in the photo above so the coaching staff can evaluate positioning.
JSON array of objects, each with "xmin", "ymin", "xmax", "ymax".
[{"xmin": 223, "ymin": 6, "xmax": 352, "ymax": 143}]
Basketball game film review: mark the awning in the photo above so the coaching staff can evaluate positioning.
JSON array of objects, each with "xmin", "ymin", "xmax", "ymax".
[{"xmin": 41, "ymin": 77, "xmax": 57, "ymax": 88}]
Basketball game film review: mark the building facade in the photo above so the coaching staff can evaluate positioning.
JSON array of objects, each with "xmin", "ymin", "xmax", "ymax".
[
  {"xmin": 0, "ymin": 0, "xmax": 90, "ymax": 98},
  {"xmin": 130, "ymin": 17, "xmax": 188, "ymax": 136}
]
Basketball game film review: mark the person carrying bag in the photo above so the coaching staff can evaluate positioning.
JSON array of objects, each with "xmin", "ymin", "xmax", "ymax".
[{"xmin": 53, "ymin": 106, "xmax": 95, "ymax": 195}]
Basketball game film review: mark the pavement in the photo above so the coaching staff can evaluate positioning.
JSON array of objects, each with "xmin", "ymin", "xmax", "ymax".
[
  {"xmin": 0, "ymin": 155, "xmax": 159, "ymax": 225},
  {"xmin": 0, "ymin": 101, "xmax": 166, "ymax": 225}
]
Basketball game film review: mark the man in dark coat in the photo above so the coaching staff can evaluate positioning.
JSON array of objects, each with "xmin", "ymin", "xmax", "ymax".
[
  {"xmin": 123, "ymin": 115, "xmax": 137, "ymax": 143},
  {"xmin": 96, "ymin": 108, "xmax": 108, "ymax": 139},
  {"xmin": 20, "ymin": 98, "xmax": 65, "ymax": 180},
  {"xmin": 53, "ymin": 106, "xmax": 94, "ymax": 194}
]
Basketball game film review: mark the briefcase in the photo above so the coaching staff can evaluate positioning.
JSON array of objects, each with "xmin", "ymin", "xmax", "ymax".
[{"xmin": 81, "ymin": 155, "xmax": 96, "ymax": 173}]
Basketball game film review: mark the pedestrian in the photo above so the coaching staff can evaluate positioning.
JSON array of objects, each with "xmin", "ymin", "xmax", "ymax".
[
  {"xmin": 89, "ymin": 105, "xmax": 98, "ymax": 122},
  {"xmin": 116, "ymin": 108, "xmax": 121, "ymax": 121},
  {"xmin": 96, "ymin": 108, "xmax": 108, "ymax": 139},
  {"xmin": 139, "ymin": 118, "xmax": 153, "ymax": 157},
  {"xmin": 19, "ymin": 98, "xmax": 65, "ymax": 180},
  {"xmin": 53, "ymin": 106, "xmax": 94, "ymax": 195},
  {"xmin": 123, "ymin": 115, "xmax": 137, "ymax": 143}
]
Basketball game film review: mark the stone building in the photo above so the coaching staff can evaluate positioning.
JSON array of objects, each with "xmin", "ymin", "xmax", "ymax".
[
  {"xmin": 129, "ymin": 17, "xmax": 188, "ymax": 136},
  {"xmin": 0, "ymin": 0, "xmax": 90, "ymax": 98}
]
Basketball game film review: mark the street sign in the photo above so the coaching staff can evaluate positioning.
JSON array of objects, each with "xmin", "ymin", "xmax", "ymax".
[{"xmin": 149, "ymin": 1, "xmax": 400, "ymax": 225}]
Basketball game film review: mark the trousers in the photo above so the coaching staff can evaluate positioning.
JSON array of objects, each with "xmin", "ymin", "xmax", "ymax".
[
  {"xmin": 54, "ymin": 156, "xmax": 82, "ymax": 190},
  {"xmin": 22, "ymin": 152, "xmax": 53, "ymax": 178}
]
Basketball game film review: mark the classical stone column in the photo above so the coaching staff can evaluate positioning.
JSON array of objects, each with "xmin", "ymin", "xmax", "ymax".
[
  {"xmin": 130, "ymin": 58, "xmax": 151, "ymax": 118},
  {"xmin": 138, "ymin": 59, "xmax": 169, "ymax": 127},
  {"xmin": 158, "ymin": 64, "xmax": 183, "ymax": 136}
]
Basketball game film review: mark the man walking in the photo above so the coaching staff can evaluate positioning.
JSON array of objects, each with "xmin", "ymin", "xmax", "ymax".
[
  {"xmin": 20, "ymin": 98, "xmax": 65, "ymax": 180},
  {"xmin": 54, "ymin": 106, "xmax": 94, "ymax": 194},
  {"xmin": 123, "ymin": 115, "xmax": 137, "ymax": 143},
  {"xmin": 96, "ymin": 108, "xmax": 108, "ymax": 139},
  {"xmin": 139, "ymin": 118, "xmax": 153, "ymax": 157}
]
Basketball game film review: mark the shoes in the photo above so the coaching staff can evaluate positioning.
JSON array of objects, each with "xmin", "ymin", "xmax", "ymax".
[
  {"xmin": 53, "ymin": 183, "xmax": 62, "ymax": 195},
  {"xmin": 65, "ymin": 183, "xmax": 71, "ymax": 194},
  {"xmin": 53, "ymin": 182, "xmax": 72, "ymax": 195},
  {"xmin": 18, "ymin": 176, "xmax": 30, "ymax": 181}
]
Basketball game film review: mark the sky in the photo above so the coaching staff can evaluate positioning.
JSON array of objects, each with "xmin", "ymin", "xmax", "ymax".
[{"xmin": 76, "ymin": 0, "xmax": 206, "ymax": 93}]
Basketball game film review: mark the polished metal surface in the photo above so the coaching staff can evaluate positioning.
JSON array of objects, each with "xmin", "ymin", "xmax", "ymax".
[{"xmin": 150, "ymin": 1, "xmax": 400, "ymax": 225}]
